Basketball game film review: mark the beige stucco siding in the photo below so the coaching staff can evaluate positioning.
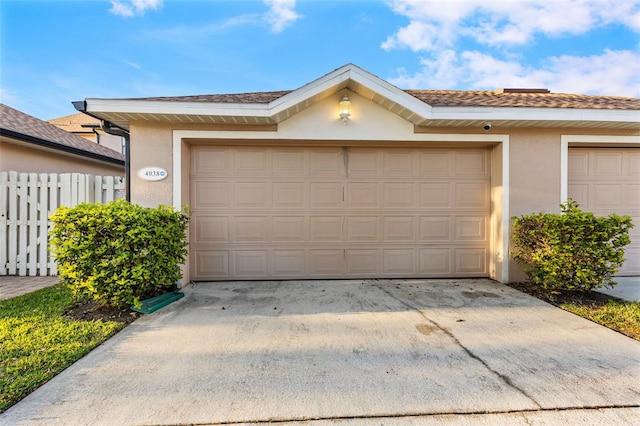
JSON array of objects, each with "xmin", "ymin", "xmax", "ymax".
[
  {"xmin": 125, "ymin": 89, "xmax": 638, "ymax": 284},
  {"xmin": 129, "ymin": 123, "xmax": 174, "ymax": 208},
  {"xmin": 0, "ymin": 141, "xmax": 123, "ymax": 175}
]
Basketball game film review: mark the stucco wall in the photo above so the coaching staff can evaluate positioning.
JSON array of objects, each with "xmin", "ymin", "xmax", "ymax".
[
  {"xmin": 127, "ymin": 98, "xmax": 639, "ymax": 284},
  {"xmin": 0, "ymin": 141, "xmax": 124, "ymax": 175},
  {"xmin": 129, "ymin": 123, "xmax": 174, "ymax": 208}
]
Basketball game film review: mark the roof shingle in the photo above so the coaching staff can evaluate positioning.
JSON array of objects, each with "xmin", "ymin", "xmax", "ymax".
[
  {"xmin": 0, "ymin": 104, "xmax": 125, "ymax": 162},
  {"xmin": 116, "ymin": 89, "xmax": 640, "ymax": 111}
]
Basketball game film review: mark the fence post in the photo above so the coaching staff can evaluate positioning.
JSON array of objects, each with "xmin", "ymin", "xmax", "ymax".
[{"xmin": 0, "ymin": 172, "xmax": 8, "ymax": 275}]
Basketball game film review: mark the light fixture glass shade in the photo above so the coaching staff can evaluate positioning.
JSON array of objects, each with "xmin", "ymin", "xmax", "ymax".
[{"xmin": 339, "ymin": 95, "xmax": 351, "ymax": 123}]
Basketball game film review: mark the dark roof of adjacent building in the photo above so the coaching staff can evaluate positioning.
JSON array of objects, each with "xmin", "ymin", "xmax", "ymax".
[{"xmin": 0, "ymin": 104, "xmax": 125, "ymax": 165}]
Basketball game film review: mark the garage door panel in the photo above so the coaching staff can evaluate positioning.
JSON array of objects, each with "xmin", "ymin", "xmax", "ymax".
[
  {"xmin": 233, "ymin": 182, "xmax": 268, "ymax": 208},
  {"xmin": 192, "ymin": 147, "xmax": 229, "ymax": 175},
  {"xmin": 419, "ymin": 183, "xmax": 452, "ymax": 208},
  {"xmin": 419, "ymin": 248, "xmax": 451, "ymax": 274},
  {"xmin": 383, "ymin": 151, "xmax": 415, "ymax": 176},
  {"xmin": 309, "ymin": 148, "xmax": 344, "ymax": 176},
  {"xmin": 593, "ymin": 153, "xmax": 622, "ymax": 177},
  {"xmin": 195, "ymin": 251, "xmax": 230, "ymax": 277},
  {"xmin": 455, "ymin": 248, "xmax": 487, "ymax": 274},
  {"xmin": 419, "ymin": 151, "xmax": 452, "ymax": 176},
  {"xmin": 348, "ymin": 149, "xmax": 379, "ymax": 176},
  {"xmin": 569, "ymin": 148, "xmax": 639, "ymax": 275},
  {"xmin": 567, "ymin": 184, "xmax": 588, "ymax": 205},
  {"xmin": 272, "ymin": 216, "xmax": 306, "ymax": 242},
  {"xmin": 346, "ymin": 249, "xmax": 380, "ymax": 275},
  {"xmin": 383, "ymin": 183, "xmax": 415, "ymax": 208},
  {"xmin": 626, "ymin": 184, "xmax": 640, "ymax": 205},
  {"xmin": 234, "ymin": 149, "xmax": 269, "ymax": 174},
  {"xmin": 310, "ymin": 182, "xmax": 343, "ymax": 208},
  {"xmin": 191, "ymin": 146, "xmax": 490, "ymax": 280},
  {"xmin": 309, "ymin": 216, "xmax": 343, "ymax": 241},
  {"xmin": 383, "ymin": 216, "xmax": 415, "ymax": 241},
  {"xmin": 593, "ymin": 184, "xmax": 622, "ymax": 208},
  {"xmin": 568, "ymin": 152, "xmax": 589, "ymax": 176},
  {"xmin": 419, "ymin": 217, "xmax": 452, "ymax": 241},
  {"xmin": 234, "ymin": 217, "xmax": 269, "ymax": 242},
  {"xmin": 629, "ymin": 154, "xmax": 640, "ymax": 175},
  {"xmin": 273, "ymin": 148, "xmax": 306, "ymax": 175},
  {"xmin": 347, "ymin": 182, "xmax": 379, "ymax": 208},
  {"xmin": 234, "ymin": 250, "xmax": 268, "ymax": 276},
  {"xmin": 455, "ymin": 216, "xmax": 487, "ymax": 241},
  {"xmin": 346, "ymin": 217, "xmax": 379, "ymax": 241},
  {"xmin": 455, "ymin": 150, "xmax": 488, "ymax": 176},
  {"xmin": 455, "ymin": 182, "xmax": 490, "ymax": 209},
  {"xmin": 309, "ymin": 250, "xmax": 345, "ymax": 275},
  {"xmin": 192, "ymin": 181, "xmax": 229, "ymax": 209},
  {"xmin": 383, "ymin": 249, "xmax": 415, "ymax": 274},
  {"xmin": 271, "ymin": 250, "xmax": 306, "ymax": 275},
  {"xmin": 194, "ymin": 217, "xmax": 229, "ymax": 243},
  {"xmin": 272, "ymin": 182, "xmax": 306, "ymax": 208}
]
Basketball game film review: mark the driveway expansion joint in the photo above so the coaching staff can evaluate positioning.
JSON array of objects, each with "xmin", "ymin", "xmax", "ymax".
[{"xmin": 149, "ymin": 405, "xmax": 640, "ymax": 426}]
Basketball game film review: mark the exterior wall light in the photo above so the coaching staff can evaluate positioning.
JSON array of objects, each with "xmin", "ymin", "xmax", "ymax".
[{"xmin": 339, "ymin": 95, "xmax": 351, "ymax": 124}]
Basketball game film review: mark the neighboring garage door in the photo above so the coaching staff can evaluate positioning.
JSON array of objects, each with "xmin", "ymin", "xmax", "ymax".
[
  {"xmin": 190, "ymin": 146, "xmax": 490, "ymax": 280},
  {"xmin": 568, "ymin": 148, "xmax": 640, "ymax": 275}
]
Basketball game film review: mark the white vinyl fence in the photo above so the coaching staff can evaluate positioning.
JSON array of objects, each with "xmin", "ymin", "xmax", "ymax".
[{"xmin": 0, "ymin": 171, "xmax": 125, "ymax": 276}]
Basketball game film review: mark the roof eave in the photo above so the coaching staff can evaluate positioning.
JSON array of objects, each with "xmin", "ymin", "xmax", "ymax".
[
  {"xmin": 0, "ymin": 128, "xmax": 126, "ymax": 166},
  {"xmin": 416, "ymin": 106, "xmax": 640, "ymax": 129}
]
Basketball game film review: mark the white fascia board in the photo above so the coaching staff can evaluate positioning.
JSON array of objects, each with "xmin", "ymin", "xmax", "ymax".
[
  {"xmin": 430, "ymin": 106, "xmax": 640, "ymax": 123},
  {"xmin": 347, "ymin": 66, "xmax": 434, "ymax": 116},
  {"xmin": 267, "ymin": 67, "xmax": 351, "ymax": 112},
  {"xmin": 267, "ymin": 64, "xmax": 433, "ymax": 119},
  {"xmin": 85, "ymin": 98, "xmax": 273, "ymax": 118}
]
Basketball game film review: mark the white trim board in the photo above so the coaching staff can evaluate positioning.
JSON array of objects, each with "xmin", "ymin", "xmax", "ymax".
[{"xmin": 172, "ymin": 129, "xmax": 510, "ymax": 282}]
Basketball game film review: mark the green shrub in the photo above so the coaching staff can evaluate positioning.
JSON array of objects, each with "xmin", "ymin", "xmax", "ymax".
[
  {"xmin": 511, "ymin": 200, "xmax": 633, "ymax": 291},
  {"xmin": 50, "ymin": 200, "xmax": 189, "ymax": 308}
]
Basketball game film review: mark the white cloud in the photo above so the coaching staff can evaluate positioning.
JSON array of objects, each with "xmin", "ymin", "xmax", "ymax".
[
  {"xmin": 263, "ymin": 0, "xmax": 301, "ymax": 33},
  {"xmin": 383, "ymin": 0, "xmax": 640, "ymax": 51},
  {"xmin": 109, "ymin": 0, "xmax": 162, "ymax": 18},
  {"xmin": 388, "ymin": 49, "xmax": 640, "ymax": 97}
]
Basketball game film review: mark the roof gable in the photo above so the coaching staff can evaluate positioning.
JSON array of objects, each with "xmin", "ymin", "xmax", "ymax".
[{"xmin": 78, "ymin": 63, "xmax": 640, "ymax": 130}]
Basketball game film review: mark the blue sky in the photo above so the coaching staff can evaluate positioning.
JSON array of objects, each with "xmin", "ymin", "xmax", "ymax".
[{"xmin": 2, "ymin": 0, "xmax": 639, "ymax": 120}]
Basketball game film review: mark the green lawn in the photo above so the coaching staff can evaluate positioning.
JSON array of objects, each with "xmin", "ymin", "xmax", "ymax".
[
  {"xmin": 0, "ymin": 284, "xmax": 123, "ymax": 413},
  {"xmin": 560, "ymin": 299, "xmax": 640, "ymax": 340}
]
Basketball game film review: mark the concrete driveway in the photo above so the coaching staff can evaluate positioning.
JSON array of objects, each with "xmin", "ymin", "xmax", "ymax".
[{"xmin": 2, "ymin": 279, "xmax": 639, "ymax": 425}]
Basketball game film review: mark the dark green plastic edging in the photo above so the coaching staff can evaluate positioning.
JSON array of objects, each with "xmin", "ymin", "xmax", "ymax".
[{"xmin": 131, "ymin": 292, "xmax": 184, "ymax": 314}]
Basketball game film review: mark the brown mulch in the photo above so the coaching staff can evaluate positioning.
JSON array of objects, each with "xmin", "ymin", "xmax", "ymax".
[
  {"xmin": 64, "ymin": 299, "xmax": 141, "ymax": 324},
  {"xmin": 505, "ymin": 281, "xmax": 623, "ymax": 307}
]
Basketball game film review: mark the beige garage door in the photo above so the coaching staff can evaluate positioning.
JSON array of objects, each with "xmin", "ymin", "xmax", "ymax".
[
  {"xmin": 568, "ymin": 148, "xmax": 640, "ymax": 275},
  {"xmin": 190, "ymin": 146, "xmax": 490, "ymax": 280}
]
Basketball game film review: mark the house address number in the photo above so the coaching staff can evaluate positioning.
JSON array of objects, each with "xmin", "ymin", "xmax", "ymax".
[{"xmin": 137, "ymin": 167, "xmax": 168, "ymax": 181}]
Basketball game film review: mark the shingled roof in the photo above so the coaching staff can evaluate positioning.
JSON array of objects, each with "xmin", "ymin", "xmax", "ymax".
[
  {"xmin": 0, "ymin": 104, "xmax": 125, "ymax": 164},
  {"xmin": 406, "ymin": 90, "xmax": 640, "ymax": 110},
  {"xmin": 122, "ymin": 89, "xmax": 640, "ymax": 110}
]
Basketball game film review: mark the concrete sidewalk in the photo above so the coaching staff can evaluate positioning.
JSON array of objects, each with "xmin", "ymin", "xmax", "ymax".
[
  {"xmin": 2, "ymin": 279, "xmax": 639, "ymax": 425},
  {"xmin": 0, "ymin": 276, "xmax": 59, "ymax": 300}
]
